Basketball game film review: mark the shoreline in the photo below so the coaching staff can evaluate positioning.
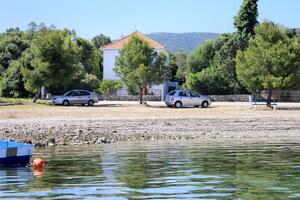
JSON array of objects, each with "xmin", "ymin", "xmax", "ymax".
[
  {"xmin": 0, "ymin": 101, "xmax": 300, "ymax": 146},
  {"xmin": 1, "ymin": 117, "xmax": 300, "ymax": 146}
]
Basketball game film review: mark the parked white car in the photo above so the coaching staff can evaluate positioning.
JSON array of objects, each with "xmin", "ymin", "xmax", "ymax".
[
  {"xmin": 165, "ymin": 90, "xmax": 211, "ymax": 108},
  {"xmin": 52, "ymin": 90, "xmax": 98, "ymax": 106}
]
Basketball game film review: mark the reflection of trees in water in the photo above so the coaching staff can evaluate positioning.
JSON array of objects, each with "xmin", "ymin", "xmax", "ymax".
[
  {"xmin": 182, "ymin": 144, "xmax": 300, "ymax": 199},
  {"xmin": 231, "ymin": 145, "xmax": 300, "ymax": 199},
  {"xmin": 109, "ymin": 143, "xmax": 300, "ymax": 199},
  {"xmin": 111, "ymin": 144, "xmax": 193, "ymax": 190}
]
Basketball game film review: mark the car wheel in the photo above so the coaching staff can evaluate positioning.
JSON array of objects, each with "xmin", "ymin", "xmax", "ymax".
[
  {"xmin": 174, "ymin": 101, "xmax": 182, "ymax": 108},
  {"xmin": 81, "ymin": 104, "xmax": 85, "ymax": 106},
  {"xmin": 202, "ymin": 101, "xmax": 209, "ymax": 108},
  {"xmin": 62, "ymin": 100, "xmax": 69, "ymax": 106},
  {"xmin": 167, "ymin": 105, "xmax": 173, "ymax": 108},
  {"xmin": 88, "ymin": 100, "xmax": 94, "ymax": 106}
]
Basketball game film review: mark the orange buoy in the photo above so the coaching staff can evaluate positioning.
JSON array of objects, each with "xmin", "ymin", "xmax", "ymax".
[{"xmin": 32, "ymin": 157, "xmax": 45, "ymax": 170}]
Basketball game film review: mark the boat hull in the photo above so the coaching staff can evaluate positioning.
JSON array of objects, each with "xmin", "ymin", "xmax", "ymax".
[
  {"xmin": 0, "ymin": 155, "xmax": 31, "ymax": 166},
  {"xmin": 0, "ymin": 141, "xmax": 33, "ymax": 166}
]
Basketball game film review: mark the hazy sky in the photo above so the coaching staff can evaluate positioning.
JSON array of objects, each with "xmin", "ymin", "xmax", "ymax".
[{"xmin": 1, "ymin": 0, "xmax": 299, "ymax": 39}]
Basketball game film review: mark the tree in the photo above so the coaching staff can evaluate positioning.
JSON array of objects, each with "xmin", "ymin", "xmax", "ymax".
[
  {"xmin": 0, "ymin": 28, "xmax": 29, "ymax": 72},
  {"xmin": 184, "ymin": 0, "xmax": 260, "ymax": 95},
  {"xmin": 184, "ymin": 34, "xmax": 246, "ymax": 94},
  {"xmin": 76, "ymin": 37, "xmax": 101, "ymax": 79},
  {"xmin": 234, "ymin": 0, "xmax": 259, "ymax": 38},
  {"xmin": 185, "ymin": 65, "xmax": 230, "ymax": 95},
  {"xmin": 236, "ymin": 21, "xmax": 300, "ymax": 106},
  {"xmin": 91, "ymin": 34, "xmax": 111, "ymax": 49},
  {"xmin": 21, "ymin": 30, "xmax": 83, "ymax": 94},
  {"xmin": 174, "ymin": 50, "xmax": 187, "ymax": 82},
  {"xmin": 168, "ymin": 53, "xmax": 178, "ymax": 80},
  {"xmin": 186, "ymin": 40, "xmax": 216, "ymax": 74},
  {"xmin": 99, "ymin": 79, "xmax": 121, "ymax": 95},
  {"xmin": 114, "ymin": 36, "xmax": 168, "ymax": 104},
  {"xmin": 0, "ymin": 60, "xmax": 29, "ymax": 98},
  {"xmin": 234, "ymin": 0, "xmax": 259, "ymax": 51},
  {"xmin": 213, "ymin": 33, "xmax": 247, "ymax": 93}
]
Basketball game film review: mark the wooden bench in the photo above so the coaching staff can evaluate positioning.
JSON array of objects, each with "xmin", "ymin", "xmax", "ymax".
[{"xmin": 249, "ymin": 96, "xmax": 278, "ymax": 110}]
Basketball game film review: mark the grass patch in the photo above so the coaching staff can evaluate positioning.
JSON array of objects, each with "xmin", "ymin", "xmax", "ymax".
[
  {"xmin": 0, "ymin": 97, "xmax": 52, "ymax": 106},
  {"xmin": 0, "ymin": 97, "xmax": 32, "ymax": 105}
]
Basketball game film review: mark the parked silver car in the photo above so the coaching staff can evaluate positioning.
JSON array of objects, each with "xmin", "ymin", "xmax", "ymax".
[
  {"xmin": 165, "ymin": 90, "xmax": 211, "ymax": 108},
  {"xmin": 52, "ymin": 90, "xmax": 98, "ymax": 106}
]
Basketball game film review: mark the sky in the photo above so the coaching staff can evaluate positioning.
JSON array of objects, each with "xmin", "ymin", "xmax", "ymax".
[{"xmin": 1, "ymin": 0, "xmax": 299, "ymax": 40}]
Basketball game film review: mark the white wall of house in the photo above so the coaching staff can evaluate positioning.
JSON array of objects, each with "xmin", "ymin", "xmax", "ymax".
[{"xmin": 103, "ymin": 49, "xmax": 120, "ymax": 80}]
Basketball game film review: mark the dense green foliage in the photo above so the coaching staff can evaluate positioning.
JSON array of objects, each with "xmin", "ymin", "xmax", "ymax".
[
  {"xmin": 234, "ymin": 0, "xmax": 259, "ymax": 51},
  {"xmin": 168, "ymin": 51, "xmax": 187, "ymax": 84},
  {"xmin": 184, "ymin": 33, "xmax": 247, "ymax": 94},
  {"xmin": 99, "ymin": 79, "xmax": 121, "ymax": 95},
  {"xmin": 0, "ymin": 28, "xmax": 29, "ymax": 73},
  {"xmin": 115, "ymin": 36, "xmax": 168, "ymax": 104},
  {"xmin": 148, "ymin": 32, "xmax": 219, "ymax": 53},
  {"xmin": 174, "ymin": 51, "xmax": 187, "ymax": 82},
  {"xmin": 22, "ymin": 30, "xmax": 83, "ymax": 94},
  {"xmin": 0, "ymin": 60, "xmax": 29, "ymax": 98},
  {"xmin": 236, "ymin": 21, "xmax": 300, "ymax": 96},
  {"xmin": 91, "ymin": 34, "xmax": 111, "ymax": 49},
  {"xmin": 234, "ymin": 0, "xmax": 258, "ymax": 37},
  {"xmin": 183, "ymin": 0, "xmax": 260, "ymax": 95},
  {"xmin": 0, "ymin": 23, "xmax": 110, "ymax": 98}
]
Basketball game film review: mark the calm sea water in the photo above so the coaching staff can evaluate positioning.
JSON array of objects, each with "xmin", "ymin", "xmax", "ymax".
[{"xmin": 1, "ymin": 141, "xmax": 300, "ymax": 199}]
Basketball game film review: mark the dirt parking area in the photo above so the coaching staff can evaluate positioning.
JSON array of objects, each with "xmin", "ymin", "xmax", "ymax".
[{"xmin": 1, "ymin": 101, "xmax": 300, "ymax": 120}]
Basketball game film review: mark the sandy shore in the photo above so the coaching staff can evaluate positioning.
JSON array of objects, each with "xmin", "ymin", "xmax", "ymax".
[{"xmin": 0, "ymin": 101, "xmax": 300, "ymax": 145}]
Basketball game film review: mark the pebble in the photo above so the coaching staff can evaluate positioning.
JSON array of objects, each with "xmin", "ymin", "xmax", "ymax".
[{"xmin": 0, "ymin": 117, "xmax": 299, "ymax": 146}]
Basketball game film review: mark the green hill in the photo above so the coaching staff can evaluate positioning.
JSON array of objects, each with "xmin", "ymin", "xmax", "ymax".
[{"xmin": 148, "ymin": 32, "xmax": 219, "ymax": 53}]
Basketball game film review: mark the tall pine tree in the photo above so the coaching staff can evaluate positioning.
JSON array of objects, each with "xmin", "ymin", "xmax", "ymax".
[
  {"xmin": 234, "ymin": 0, "xmax": 259, "ymax": 36},
  {"xmin": 234, "ymin": 0, "xmax": 259, "ymax": 50}
]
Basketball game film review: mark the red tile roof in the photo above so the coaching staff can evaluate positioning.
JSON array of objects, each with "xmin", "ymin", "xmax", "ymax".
[{"xmin": 102, "ymin": 31, "xmax": 165, "ymax": 49}]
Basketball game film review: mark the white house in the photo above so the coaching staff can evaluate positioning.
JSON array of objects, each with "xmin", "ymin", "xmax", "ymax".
[{"xmin": 102, "ymin": 31, "xmax": 178, "ymax": 100}]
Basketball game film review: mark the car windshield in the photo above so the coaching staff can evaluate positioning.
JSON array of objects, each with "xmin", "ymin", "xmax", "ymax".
[{"xmin": 64, "ymin": 91, "xmax": 74, "ymax": 96}]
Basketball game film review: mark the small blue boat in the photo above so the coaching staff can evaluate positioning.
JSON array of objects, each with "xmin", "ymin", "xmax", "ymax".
[{"xmin": 0, "ymin": 141, "xmax": 33, "ymax": 166}]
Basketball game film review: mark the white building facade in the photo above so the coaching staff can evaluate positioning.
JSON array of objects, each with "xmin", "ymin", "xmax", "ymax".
[{"xmin": 102, "ymin": 31, "xmax": 178, "ymax": 100}]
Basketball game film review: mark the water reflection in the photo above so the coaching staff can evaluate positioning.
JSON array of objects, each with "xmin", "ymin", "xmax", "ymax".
[{"xmin": 0, "ymin": 142, "xmax": 300, "ymax": 199}]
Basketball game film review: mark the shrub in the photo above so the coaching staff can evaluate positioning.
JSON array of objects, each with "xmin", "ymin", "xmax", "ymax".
[{"xmin": 99, "ymin": 80, "xmax": 121, "ymax": 95}]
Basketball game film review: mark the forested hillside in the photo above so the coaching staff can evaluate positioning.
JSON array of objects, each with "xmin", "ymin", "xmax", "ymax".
[{"xmin": 148, "ymin": 32, "xmax": 219, "ymax": 52}]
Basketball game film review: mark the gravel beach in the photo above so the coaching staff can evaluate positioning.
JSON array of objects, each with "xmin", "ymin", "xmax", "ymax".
[{"xmin": 0, "ymin": 101, "xmax": 300, "ymax": 146}]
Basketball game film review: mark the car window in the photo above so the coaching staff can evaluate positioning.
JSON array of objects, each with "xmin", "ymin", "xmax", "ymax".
[
  {"xmin": 77, "ymin": 92, "xmax": 84, "ymax": 96},
  {"xmin": 72, "ymin": 91, "xmax": 81, "ymax": 96},
  {"xmin": 190, "ymin": 91, "xmax": 199, "ymax": 97},
  {"xmin": 80, "ymin": 91, "xmax": 90, "ymax": 96},
  {"xmin": 168, "ymin": 91, "xmax": 176, "ymax": 96},
  {"xmin": 64, "ymin": 91, "xmax": 74, "ymax": 96},
  {"xmin": 178, "ymin": 91, "xmax": 189, "ymax": 97}
]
